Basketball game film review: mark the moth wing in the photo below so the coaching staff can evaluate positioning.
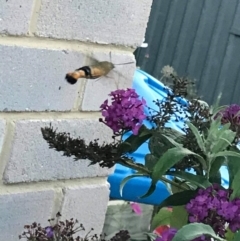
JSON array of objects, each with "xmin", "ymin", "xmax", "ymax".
[
  {"xmin": 84, "ymin": 54, "xmax": 100, "ymax": 66},
  {"xmin": 111, "ymin": 67, "xmax": 135, "ymax": 89}
]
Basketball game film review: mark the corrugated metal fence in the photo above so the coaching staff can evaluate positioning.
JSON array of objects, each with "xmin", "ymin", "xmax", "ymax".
[{"xmin": 135, "ymin": 0, "xmax": 240, "ymax": 105}]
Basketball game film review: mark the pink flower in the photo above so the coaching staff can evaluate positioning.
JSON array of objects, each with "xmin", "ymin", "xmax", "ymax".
[{"xmin": 130, "ymin": 202, "xmax": 142, "ymax": 215}]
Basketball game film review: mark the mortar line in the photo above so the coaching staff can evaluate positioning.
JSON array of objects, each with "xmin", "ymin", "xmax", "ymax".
[
  {"xmin": 0, "ymin": 35, "xmax": 134, "ymax": 52},
  {"xmin": 0, "ymin": 111, "xmax": 101, "ymax": 120},
  {"xmin": 0, "ymin": 176, "xmax": 109, "ymax": 193},
  {"xmin": 52, "ymin": 188, "xmax": 64, "ymax": 217},
  {"xmin": 72, "ymin": 80, "xmax": 87, "ymax": 111},
  {"xmin": 0, "ymin": 120, "xmax": 15, "ymax": 184},
  {"xmin": 28, "ymin": 0, "xmax": 42, "ymax": 36}
]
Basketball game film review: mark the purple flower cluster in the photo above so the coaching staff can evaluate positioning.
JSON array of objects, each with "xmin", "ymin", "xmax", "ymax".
[
  {"xmin": 219, "ymin": 104, "xmax": 240, "ymax": 125},
  {"xmin": 155, "ymin": 228, "xmax": 177, "ymax": 241},
  {"xmin": 45, "ymin": 226, "xmax": 54, "ymax": 238},
  {"xmin": 100, "ymin": 89, "xmax": 146, "ymax": 135},
  {"xmin": 186, "ymin": 184, "xmax": 240, "ymax": 239}
]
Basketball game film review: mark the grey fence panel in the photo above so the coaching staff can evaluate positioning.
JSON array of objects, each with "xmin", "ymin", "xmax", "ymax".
[
  {"xmin": 218, "ymin": 34, "xmax": 240, "ymax": 104},
  {"xmin": 135, "ymin": 0, "xmax": 172, "ymax": 74},
  {"xmin": 135, "ymin": 0, "xmax": 240, "ymax": 105},
  {"xmin": 200, "ymin": 0, "xmax": 238, "ymax": 104},
  {"xmin": 152, "ymin": 0, "xmax": 188, "ymax": 79},
  {"xmin": 215, "ymin": 1, "xmax": 240, "ymax": 104},
  {"xmin": 187, "ymin": 0, "xmax": 221, "ymax": 85},
  {"xmin": 232, "ymin": 4, "xmax": 240, "ymax": 104},
  {"xmin": 171, "ymin": 0, "xmax": 205, "ymax": 76}
]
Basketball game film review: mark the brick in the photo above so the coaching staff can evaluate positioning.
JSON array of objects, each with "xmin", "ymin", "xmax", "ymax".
[
  {"xmin": 36, "ymin": 0, "xmax": 152, "ymax": 47},
  {"xmin": 61, "ymin": 182, "xmax": 109, "ymax": 235},
  {"xmin": 0, "ymin": 119, "xmax": 6, "ymax": 154},
  {"xmin": 0, "ymin": 44, "xmax": 84, "ymax": 111},
  {"xmin": 81, "ymin": 51, "xmax": 136, "ymax": 111},
  {"xmin": 0, "ymin": 0, "xmax": 34, "ymax": 35},
  {"xmin": 0, "ymin": 188, "xmax": 54, "ymax": 241},
  {"xmin": 3, "ymin": 119, "xmax": 113, "ymax": 183}
]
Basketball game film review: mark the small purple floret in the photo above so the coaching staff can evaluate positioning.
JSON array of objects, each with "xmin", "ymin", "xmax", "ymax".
[
  {"xmin": 155, "ymin": 228, "xmax": 178, "ymax": 241},
  {"xmin": 186, "ymin": 184, "xmax": 240, "ymax": 239},
  {"xmin": 100, "ymin": 89, "xmax": 146, "ymax": 135}
]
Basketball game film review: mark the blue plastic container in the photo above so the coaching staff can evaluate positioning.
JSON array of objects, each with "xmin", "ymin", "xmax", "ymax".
[{"xmin": 107, "ymin": 69, "xmax": 229, "ymax": 205}]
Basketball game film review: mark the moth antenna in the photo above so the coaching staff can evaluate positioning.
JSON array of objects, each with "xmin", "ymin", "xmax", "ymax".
[
  {"xmin": 113, "ymin": 61, "xmax": 135, "ymax": 66},
  {"xmin": 109, "ymin": 51, "xmax": 134, "ymax": 66},
  {"xmin": 109, "ymin": 51, "xmax": 112, "ymax": 63}
]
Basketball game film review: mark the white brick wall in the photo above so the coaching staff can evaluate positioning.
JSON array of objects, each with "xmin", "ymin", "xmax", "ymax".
[
  {"xmin": 3, "ymin": 119, "xmax": 113, "ymax": 183},
  {"xmin": 35, "ymin": 0, "xmax": 151, "ymax": 47},
  {"xmin": 0, "ymin": 0, "xmax": 34, "ymax": 35},
  {"xmin": 0, "ymin": 0, "xmax": 152, "ymax": 240}
]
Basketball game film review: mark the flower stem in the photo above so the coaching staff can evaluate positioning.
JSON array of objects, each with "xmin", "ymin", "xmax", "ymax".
[{"xmin": 118, "ymin": 159, "xmax": 189, "ymax": 191}]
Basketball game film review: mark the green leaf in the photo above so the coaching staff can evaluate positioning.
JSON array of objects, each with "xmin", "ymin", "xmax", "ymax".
[
  {"xmin": 187, "ymin": 122, "xmax": 206, "ymax": 154},
  {"xmin": 214, "ymin": 150, "xmax": 240, "ymax": 160},
  {"xmin": 122, "ymin": 125, "xmax": 152, "ymax": 153},
  {"xmin": 151, "ymin": 207, "xmax": 172, "ymax": 230},
  {"xmin": 228, "ymin": 154, "xmax": 240, "ymax": 189},
  {"xmin": 209, "ymin": 156, "xmax": 225, "ymax": 177},
  {"xmin": 171, "ymin": 179, "xmax": 192, "ymax": 194},
  {"xmin": 209, "ymin": 156, "xmax": 225, "ymax": 185},
  {"xmin": 145, "ymin": 154, "xmax": 158, "ymax": 171},
  {"xmin": 170, "ymin": 206, "xmax": 188, "ymax": 229},
  {"xmin": 148, "ymin": 132, "xmax": 173, "ymax": 157},
  {"xmin": 167, "ymin": 171, "xmax": 211, "ymax": 189},
  {"xmin": 140, "ymin": 182, "xmax": 156, "ymax": 198},
  {"xmin": 162, "ymin": 128, "xmax": 185, "ymax": 140},
  {"xmin": 230, "ymin": 168, "xmax": 240, "ymax": 200},
  {"xmin": 120, "ymin": 173, "xmax": 149, "ymax": 196},
  {"xmin": 152, "ymin": 147, "xmax": 206, "ymax": 183},
  {"xmin": 172, "ymin": 223, "xmax": 225, "ymax": 241},
  {"xmin": 148, "ymin": 128, "xmax": 185, "ymax": 158},
  {"xmin": 144, "ymin": 232, "xmax": 157, "ymax": 241},
  {"xmin": 225, "ymin": 228, "xmax": 235, "ymax": 241},
  {"xmin": 209, "ymin": 170, "xmax": 222, "ymax": 185},
  {"xmin": 210, "ymin": 105, "xmax": 228, "ymax": 119},
  {"xmin": 139, "ymin": 128, "xmax": 153, "ymax": 137},
  {"xmin": 117, "ymin": 142, "xmax": 132, "ymax": 154},
  {"xmin": 158, "ymin": 190, "xmax": 198, "ymax": 209},
  {"xmin": 160, "ymin": 134, "xmax": 183, "ymax": 148},
  {"xmin": 211, "ymin": 129, "xmax": 236, "ymax": 154},
  {"xmin": 207, "ymin": 117, "xmax": 222, "ymax": 138},
  {"xmin": 233, "ymin": 230, "xmax": 240, "ymax": 241},
  {"xmin": 205, "ymin": 119, "xmax": 235, "ymax": 156}
]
